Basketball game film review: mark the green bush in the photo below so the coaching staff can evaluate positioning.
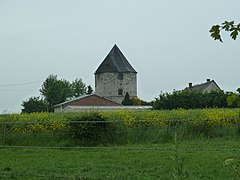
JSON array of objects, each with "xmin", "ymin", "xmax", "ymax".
[
  {"xmin": 67, "ymin": 113, "xmax": 115, "ymax": 146},
  {"xmin": 153, "ymin": 90, "xmax": 228, "ymax": 110}
]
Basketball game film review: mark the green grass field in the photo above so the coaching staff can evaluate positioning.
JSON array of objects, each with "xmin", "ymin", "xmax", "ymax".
[
  {"xmin": 1, "ymin": 110, "xmax": 240, "ymax": 179},
  {"xmin": 1, "ymin": 139, "xmax": 240, "ymax": 179}
]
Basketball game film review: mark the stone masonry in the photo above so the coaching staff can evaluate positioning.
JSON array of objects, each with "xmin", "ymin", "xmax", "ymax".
[{"xmin": 94, "ymin": 45, "xmax": 137, "ymax": 104}]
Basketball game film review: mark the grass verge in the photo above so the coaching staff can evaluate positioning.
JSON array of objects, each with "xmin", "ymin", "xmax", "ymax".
[{"xmin": 1, "ymin": 139, "xmax": 240, "ymax": 179}]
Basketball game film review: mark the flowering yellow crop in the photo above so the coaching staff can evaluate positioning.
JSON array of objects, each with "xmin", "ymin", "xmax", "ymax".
[
  {"xmin": 100, "ymin": 108, "xmax": 240, "ymax": 128},
  {"xmin": 0, "ymin": 108, "xmax": 240, "ymax": 133},
  {"xmin": 0, "ymin": 112, "xmax": 67, "ymax": 133}
]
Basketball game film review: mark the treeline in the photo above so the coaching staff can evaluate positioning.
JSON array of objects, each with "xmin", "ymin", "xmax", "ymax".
[
  {"xmin": 22, "ymin": 74, "xmax": 240, "ymax": 113},
  {"xmin": 152, "ymin": 89, "xmax": 240, "ymax": 110},
  {"xmin": 22, "ymin": 75, "xmax": 93, "ymax": 113}
]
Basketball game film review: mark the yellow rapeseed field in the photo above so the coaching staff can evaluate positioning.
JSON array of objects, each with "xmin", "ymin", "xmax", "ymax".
[{"xmin": 0, "ymin": 108, "xmax": 239, "ymax": 132}]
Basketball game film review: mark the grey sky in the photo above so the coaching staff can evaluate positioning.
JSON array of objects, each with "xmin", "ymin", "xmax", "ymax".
[{"xmin": 0, "ymin": 0, "xmax": 239, "ymax": 113}]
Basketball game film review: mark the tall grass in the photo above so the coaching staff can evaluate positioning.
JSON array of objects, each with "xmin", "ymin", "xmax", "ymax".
[
  {"xmin": 1, "ymin": 121, "xmax": 239, "ymax": 147},
  {"xmin": 1, "ymin": 109, "xmax": 240, "ymax": 147}
]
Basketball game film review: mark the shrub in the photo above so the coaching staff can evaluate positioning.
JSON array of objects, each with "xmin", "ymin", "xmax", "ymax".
[{"xmin": 67, "ymin": 112, "xmax": 115, "ymax": 146}]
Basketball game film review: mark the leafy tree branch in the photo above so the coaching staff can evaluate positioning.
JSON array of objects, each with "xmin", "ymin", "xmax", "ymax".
[{"xmin": 210, "ymin": 21, "xmax": 240, "ymax": 42}]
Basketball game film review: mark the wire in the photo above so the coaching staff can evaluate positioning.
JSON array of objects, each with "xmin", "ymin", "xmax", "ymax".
[
  {"xmin": 0, "ymin": 89, "xmax": 36, "ymax": 92},
  {"xmin": 0, "ymin": 118, "xmax": 239, "ymax": 125},
  {"xmin": 1, "ymin": 145, "xmax": 240, "ymax": 152},
  {"xmin": 0, "ymin": 80, "xmax": 43, "ymax": 87}
]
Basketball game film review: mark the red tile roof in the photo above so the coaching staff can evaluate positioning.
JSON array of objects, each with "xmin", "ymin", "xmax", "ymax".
[{"xmin": 54, "ymin": 94, "xmax": 121, "ymax": 109}]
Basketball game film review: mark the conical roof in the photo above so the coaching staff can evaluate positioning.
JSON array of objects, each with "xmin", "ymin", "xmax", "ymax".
[{"xmin": 95, "ymin": 45, "xmax": 137, "ymax": 74}]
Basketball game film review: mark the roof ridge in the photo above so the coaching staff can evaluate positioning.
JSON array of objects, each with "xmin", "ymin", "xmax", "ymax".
[
  {"xmin": 53, "ymin": 94, "xmax": 122, "ymax": 107},
  {"xmin": 109, "ymin": 46, "xmax": 122, "ymax": 72},
  {"xmin": 192, "ymin": 80, "xmax": 212, "ymax": 88},
  {"xmin": 95, "ymin": 45, "xmax": 137, "ymax": 74},
  {"xmin": 52, "ymin": 94, "xmax": 93, "ymax": 107}
]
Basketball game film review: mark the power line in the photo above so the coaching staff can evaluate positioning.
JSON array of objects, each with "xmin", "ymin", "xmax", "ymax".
[
  {"xmin": 1, "ymin": 145, "xmax": 240, "ymax": 152},
  {"xmin": 0, "ymin": 118, "xmax": 239, "ymax": 125},
  {"xmin": 0, "ymin": 89, "xmax": 37, "ymax": 92},
  {"xmin": 0, "ymin": 80, "xmax": 43, "ymax": 87}
]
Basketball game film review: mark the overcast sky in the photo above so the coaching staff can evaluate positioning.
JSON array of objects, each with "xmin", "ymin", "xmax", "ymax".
[{"xmin": 0, "ymin": 0, "xmax": 239, "ymax": 113}]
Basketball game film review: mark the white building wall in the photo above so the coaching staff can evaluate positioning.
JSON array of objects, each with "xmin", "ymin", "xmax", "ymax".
[
  {"xmin": 95, "ymin": 72, "xmax": 137, "ymax": 104},
  {"xmin": 204, "ymin": 82, "xmax": 221, "ymax": 93}
]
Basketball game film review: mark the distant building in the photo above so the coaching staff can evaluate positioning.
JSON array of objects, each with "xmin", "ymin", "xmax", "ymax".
[
  {"xmin": 186, "ymin": 79, "xmax": 221, "ymax": 93},
  {"xmin": 53, "ymin": 94, "xmax": 121, "ymax": 112},
  {"xmin": 53, "ymin": 45, "xmax": 152, "ymax": 112},
  {"xmin": 95, "ymin": 44, "xmax": 137, "ymax": 104},
  {"xmin": 53, "ymin": 94, "xmax": 151, "ymax": 112}
]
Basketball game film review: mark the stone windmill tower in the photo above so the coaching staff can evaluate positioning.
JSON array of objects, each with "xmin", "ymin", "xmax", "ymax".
[{"xmin": 95, "ymin": 44, "xmax": 137, "ymax": 104}]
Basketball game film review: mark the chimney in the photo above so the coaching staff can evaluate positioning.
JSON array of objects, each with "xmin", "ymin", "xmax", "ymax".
[
  {"xmin": 207, "ymin": 79, "xmax": 210, "ymax": 82},
  {"xmin": 189, "ymin": 83, "xmax": 192, "ymax": 88}
]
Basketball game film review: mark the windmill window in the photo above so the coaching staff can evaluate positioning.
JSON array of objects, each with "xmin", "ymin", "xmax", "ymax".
[
  {"xmin": 118, "ymin": 74, "xmax": 123, "ymax": 80},
  {"xmin": 118, "ymin": 89, "xmax": 123, "ymax": 95}
]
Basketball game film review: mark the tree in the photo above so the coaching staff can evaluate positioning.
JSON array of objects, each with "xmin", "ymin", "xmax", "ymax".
[
  {"xmin": 86, "ymin": 85, "xmax": 93, "ymax": 95},
  {"xmin": 21, "ymin": 96, "xmax": 47, "ymax": 113},
  {"xmin": 153, "ymin": 90, "xmax": 228, "ymax": 110},
  {"xmin": 131, "ymin": 97, "xmax": 141, "ymax": 106},
  {"xmin": 72, "ymin": 78, "xmax": 87, "ymax": 97},
  {"xmin": 210, "ymin": 21, "xmax": 240, "ymax": 42},
  {"xmin": 39, "ymin": 75, "xmax": 73, "ymax": 111},
  {"xmin": 140, "ymin": 99, "xmax": 151, "ymax": 106},
  {"xmin": 227, "ymin": 88, "xmax": 240, "ymax": 108},
  {"xmin": 122, "ymin": 92, "xmax": 133, "ymax": 105},
  {"xmin": 23, "ymin": 74, "xmax": 89, "ymax": 112},
  {"xmin": 61, "ymin": 79, "xmax": 74, "ymax": 101}
]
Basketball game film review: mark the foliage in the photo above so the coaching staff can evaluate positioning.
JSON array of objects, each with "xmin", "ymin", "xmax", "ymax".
[
  {"xmin": 171, "ymin": 133, "xmax": 188, "ymax": 179},
  {"xmin": 227, "ymin": 88, "xmax": 240, "ymax": 108},
  {"xmin": 1, "ymin": 108, "xmax": 240, "ymax": 147},
  {"xmin": 122, "ymin": 92, "xmax": 133, "ymax": 105},
  {"xmin": 21, "ymin": 96, "xmax": 47, "ymax": 113},
  {"xmin": 131, "ymin": 97, "xmax": 141, "ymax": 106},
  {"xmin": 71, "ymin": 78, "xmax": 87, "ymax": 97},
  {"xmin": 67, "ymin": 113, "xmax": 115, "ymax": 145},
  {"xmin": 100, "ymin": 109, "xmax": 240, "ymax": 141},
  {"xmin": 1, "ymin": 109, "xmax": 240, "ymax": 179},
  {"xmin": 141, "ymin": 99, "xmax": 151, "ymax": 106},
  {"xmin": 0, "ymin": 112, "xmax": 66, "ymax": 134},
  {"xmin": 23, "ymin": 75, "xmax": 89, "ymax": 113},
  {"xmin": 39, "ymin": 75, "xmax": 73, "ymax": 111},
  {"xmin": 2, "ymin": 108, "xmax": 240, "ymax": 129},
  {"xmin": 153, "ymin": 90, "xmax": 228, "ymax": 110},
  {"xmin": 86, "ymin": 85, "xmax": 93, "ymax": 95},
  {"xmin": 210, "ymin": 21, "xmax": 240, "ymax": 42},
  {"xmin": 122, "ymin": 93, "xmax": 144, "ymax": 106}
]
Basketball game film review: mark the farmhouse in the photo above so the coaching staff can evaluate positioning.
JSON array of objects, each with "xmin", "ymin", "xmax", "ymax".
[{"xmin": 186, "ymin": 79, "xmax": 221, "ymax": 93}]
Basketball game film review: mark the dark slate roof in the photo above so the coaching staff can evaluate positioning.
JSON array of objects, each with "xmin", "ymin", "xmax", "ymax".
[
  {"xmin": 95, "ymin": 44, "xmax": 137, "ymax": 74},
  {"xmin": 186, "ymin": 80, "xmax": 221, "ymax": 92}
]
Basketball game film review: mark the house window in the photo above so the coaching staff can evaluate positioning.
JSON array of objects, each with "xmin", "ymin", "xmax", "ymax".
[
  {"xmin": 118, "ymin": 73, "xmax": 123, "ymax": 80},
  {"xmin": 118, "ymin": 89, "xmax": 123, "ymax": 95}
]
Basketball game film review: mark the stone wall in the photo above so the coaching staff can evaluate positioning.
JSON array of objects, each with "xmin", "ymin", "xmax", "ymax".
[{"xmin": 95, "ymin": 72, "xmax": 137, "ymax": 104}]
